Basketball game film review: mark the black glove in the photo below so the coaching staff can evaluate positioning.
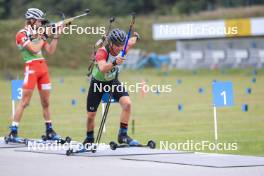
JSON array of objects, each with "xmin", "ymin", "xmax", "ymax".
[{"xmin": 112, "ymin": 59, "xmax": 117, "ymax": 66}]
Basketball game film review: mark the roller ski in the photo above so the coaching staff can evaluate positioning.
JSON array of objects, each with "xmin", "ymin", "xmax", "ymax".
[
  {"xmin": 66, "ymin": 146, "xmax": 97, "ymax": 156},
  {"xmin": 4, "ymin": 135, "xmax": 46, "ymax": 146},
  {"xmin": 4, "ymin": 134, "xmax": 60, "ymax": 146},
  {"xmin": 66, "ymin": 137, "xmax": 96, "ymax": 156},
  {"xmin": 110, "ymin": 140, "xmax": 156, "ymax": 150},
  {"xmin": 41, "ymin": 128, "xmax": 71, "ymax": 144},
  {"xmin": 4, "ymin": 134, "xmax": 28, "ymax": 145},
  {"xmin": 109, "ymin": 133, "xmax": 156, "ymax": 150},
  {"xmin": 4, "ymin": 126, "xmax": 28, "ymax": 145},
  {"xmin": 4, "ymin": 129, "xmax": 43, "ymax": 145}
]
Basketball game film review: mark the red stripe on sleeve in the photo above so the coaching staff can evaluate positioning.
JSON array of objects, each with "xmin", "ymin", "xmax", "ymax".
[
  {"xmin": 16, "ymin": 32, "xmax": 29, "ymax": 46},
  {"xmin": 95, "ymin": 48, "xmax": 108, "ymax": 62}
]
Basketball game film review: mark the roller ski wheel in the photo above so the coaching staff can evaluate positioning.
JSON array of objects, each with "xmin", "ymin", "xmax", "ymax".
[
  {"xmin": 24, "ymin": 138, "xmax": 29, "ymax": 145},
  {"xmin": 58, "ymin": 136, "xmax": 71, "ymax": 144},
  {"xmin": 66, "ymin": 149, "xmax": 73, "ymax": 156},
  {"xmin": 65, "ymin": 136, "xmax": 72, "ymax": 143},
  {"xmin": 91, "ymin": 149, "xmax": 97, "ymax": 153},
  {"xmin": 147, "ymin": 140, "xmax": 156, "ymax": 149},
  {"xmin": 110, "ymin": 141, "xmax": 118, "ymax": 150},
  {"xmin": 41, "ymin": 135, "xmax": 47, "ymax": 141},
  {"xmin": 4, "ymin": 136, "xmax": 9, "ymax": 144},
  {"xmin": 91, "ymin": 145, "xmax": 97, "ymax": 153}
]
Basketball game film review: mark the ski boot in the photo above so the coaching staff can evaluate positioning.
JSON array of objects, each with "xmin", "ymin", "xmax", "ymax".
[
  {"xmin": 118, "ymin": 133, "xmax": 139, "ymax": 146},
  {"xmin": 82, "ymin": 137, "xmax": 96, "ymax": 152},
  {"xmin": 4, "ymin": 126, "xmax": 27, "ymax": 144},
  {"xmin": 41, "ymin": 129, "xmax": 71, "ymax": 144}
]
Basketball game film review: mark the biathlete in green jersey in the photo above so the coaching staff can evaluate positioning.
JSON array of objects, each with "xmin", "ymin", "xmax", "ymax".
[
  {"xmin": 7, "ymin": 8, "xmax": 63, "ymax": 142},
  {"xmin": 84, "ymin": 28, "xmax": 139, "ymax": 146}
]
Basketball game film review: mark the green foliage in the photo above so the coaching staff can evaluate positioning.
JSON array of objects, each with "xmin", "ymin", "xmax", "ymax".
[
  {"xmin": 0, "ymin": 16, "xmax": 176, "ymax": 69},
  {"xmin": 1, "ymin": 4, "xmax": 264, "ymax": 69},
  {"xmin": 1, "ymin": 0, "xmax": 264, "ymax": 19}
]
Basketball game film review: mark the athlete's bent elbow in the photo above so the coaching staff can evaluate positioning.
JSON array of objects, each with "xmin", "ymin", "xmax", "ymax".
[{"xmin": 46, "ymin": 50, "xmax": 55, "ymax": 55}]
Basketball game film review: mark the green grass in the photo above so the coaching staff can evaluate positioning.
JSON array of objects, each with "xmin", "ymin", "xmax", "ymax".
[{"xmin": 0, "ymin": 68, "xmax": 263, "ymax": 156}]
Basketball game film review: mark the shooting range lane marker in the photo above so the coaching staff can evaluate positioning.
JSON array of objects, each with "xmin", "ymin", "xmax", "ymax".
[
  {"xmin": 59, "ymin": 77, "xmax": 64, "ymax": 84},
  {"xmin": 71, "ymin": 99, "xmax": 77, "ymax": 106},
  {"xmin": 80, "ymin": 87, "xmax": 86, "ymax": 94},
  {"xmin": 242, "ymin": 104, "xmax": 248, "ymax": 112},
  {"xmin": 245, "ymin": 88, "xmax": 252, "ymax": 95},
  {"xmin": 178, "ymin": 104, "xmax": 183, "ymax": 112},
  {"xmin": 251, "ymin": 77, "xmax": 256, "ymax": 83},
  {"xmin": 252, "ymin": 69, "xmax": 257, "ymax": 76},
  {"xmin": 176, "ymin": 79, "xmax": 182, "ymax": 85},
  {"xmin": 198, "ymin": 87, "xmax": 205, "ymax": 94},
  {"xmin": 155, "ymin": 89, "xmax": 160, "ymax": 96}
]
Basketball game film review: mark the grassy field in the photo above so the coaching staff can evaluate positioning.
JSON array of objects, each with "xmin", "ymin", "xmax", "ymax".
[{"xmin": 0, "ymin": 67, "xmax": 263, "ymax": 156}]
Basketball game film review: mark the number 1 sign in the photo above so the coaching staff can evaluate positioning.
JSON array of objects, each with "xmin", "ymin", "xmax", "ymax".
[
  {"xmin": 212, "ymin": 81, "xmax": 234, "ymax": 107},
  {"xmin": 212, "ymin": 81, "xmax": 234, "ymax": 141}
]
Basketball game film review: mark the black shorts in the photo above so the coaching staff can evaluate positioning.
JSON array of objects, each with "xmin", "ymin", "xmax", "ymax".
[{"xmin": 87, "ymin": 77, "xmax": 129, "ymax": 112}]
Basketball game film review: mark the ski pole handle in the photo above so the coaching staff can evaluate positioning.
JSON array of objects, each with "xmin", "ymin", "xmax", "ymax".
[{"xmin": 121, "ymin": 13, "xmax": 136, "ymax": 57}]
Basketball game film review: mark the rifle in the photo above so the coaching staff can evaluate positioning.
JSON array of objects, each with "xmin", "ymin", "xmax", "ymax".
[
  {"xmin": 44, "ymin": 9, "xmax": 90, "ymax": 35},
  {"xmin": 87, "ymin": 16, "xmax": 116, "ymax": 77}
]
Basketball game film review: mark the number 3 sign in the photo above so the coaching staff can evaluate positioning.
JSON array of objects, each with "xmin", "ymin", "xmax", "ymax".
[
  {"xmin": 11, "ymin": 80, "xmax": 23, "ymax": 119},
  {"xmin": 11, "ymin": 80, "xmax": 23, "ymax": 101}
]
